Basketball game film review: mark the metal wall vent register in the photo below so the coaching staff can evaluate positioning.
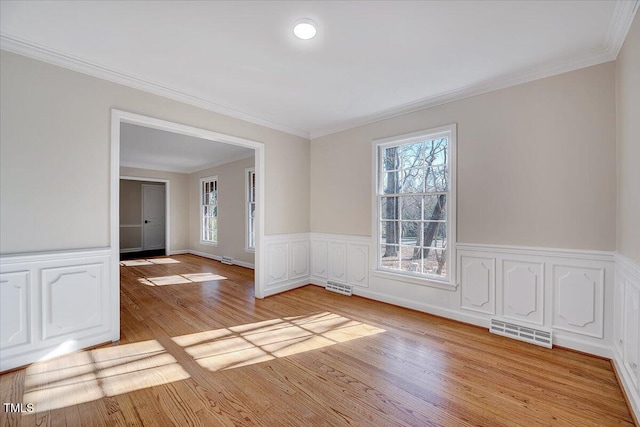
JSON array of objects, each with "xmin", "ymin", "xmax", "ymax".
[
  {"xmin": 490, "ymin": 318, "xmax": 552, "ymax": 348},
  {"xmin": 325, "ymin": 281, "xmax": 353, "ymax": 296}
]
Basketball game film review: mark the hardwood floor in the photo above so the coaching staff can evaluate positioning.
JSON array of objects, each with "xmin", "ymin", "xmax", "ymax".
[{"xmin": 1, "ymin": 254, "xmax": 635, "ymax": 426}]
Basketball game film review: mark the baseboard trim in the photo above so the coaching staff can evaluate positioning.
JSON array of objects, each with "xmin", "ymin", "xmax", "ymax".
[
  {"xmin": 263, "ymin": 278, "xmax": 309, "ymax": 297},
  {"xmin": 169, "ymin": 249, "xmax": 189, "ymax": 255},
  {"xmin": 612, "ymin": 353, "xmax": 640, "ymax": 424},
  {"xmin": 188, "ymin": 250, "xmax": 254, "ymax": 270}
]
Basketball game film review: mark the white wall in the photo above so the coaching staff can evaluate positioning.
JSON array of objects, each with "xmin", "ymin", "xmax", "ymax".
[
  {"xmin": 120, "ymin": 167, "xmax": 190, "ymax": 252},
  {"xmin": 0, "ymin": 50, "xmax": 310, "ymax": 255},
  {"xmin": 311, "ymin": 62, "xmax": 616, "ymax": 252},
  {"xmin": 190, "ymin": 156, "xmax": 255, "ymax": 266},
  {"xmin": 613, "ymin": 12, "xmax": 640, "ymax": 419},
  {"xmin": 616, "ymin": 13, "xmax": 640, "ymax": 266}
]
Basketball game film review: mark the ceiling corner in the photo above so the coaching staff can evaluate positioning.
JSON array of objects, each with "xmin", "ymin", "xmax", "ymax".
[{"xmin": 604, "ymin": 0, "xmax": 639, "ymax": 58}]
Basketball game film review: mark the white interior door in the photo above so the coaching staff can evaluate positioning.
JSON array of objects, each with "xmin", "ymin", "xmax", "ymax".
[{"xmin": 142, "ymin": 184, "xmax": 165, "ymax": 250}]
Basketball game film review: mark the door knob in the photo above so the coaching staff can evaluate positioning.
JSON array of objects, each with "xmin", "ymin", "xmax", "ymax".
[{"xmin": 145, "ymin": 220, "xmax": 150, "ymax": 224}]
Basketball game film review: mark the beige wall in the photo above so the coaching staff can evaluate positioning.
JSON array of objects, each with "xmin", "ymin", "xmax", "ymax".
[
  {"xmin": 616, "ymin": 14, "xmax": 640, "ymax": 265},
  {"xmin": 120, "ymin": 167, "xmax": 190, "ymax": 252},
  {"xmin": 311, "ymin": 62, "xmax": 617, "ymax": 251},
  {"xmin": 0, "ymin": 50, "xmax": 310, "ymax": 255},
  {"xmin": 190, "ymin": 156, "xmax": 255, "ymax": 265}
]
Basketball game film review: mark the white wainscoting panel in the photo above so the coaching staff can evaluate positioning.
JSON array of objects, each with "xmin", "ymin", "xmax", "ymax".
[
  {"xmin": 457, "ymin": 243, "xmax": 614, "ymax": 357},
  {"xmin": 41, "ymin": 264, "xmax": 105, "ymax": 340},
  {"xmin": 347, "ymin": 243, "xmax": 369, "ymax": 287},
  {"xmin": 459, "ymin": 256, "xmax": 495, "ymax": 315},
  {"xmin": 552, "ymin": 265, "xmax": 604, "ymax": 338},
  {"xmin": 502, "ymin": 260, "xmax": 544, "ymax": 325},
  {"xmin": 263, "ymin": 234, "xmax": 310, "ymax": 297},
  {"xmin": 266, "ymin": 242, "xmax": 289, "ymax": 286},
  {"xmin": 613, "ymin": 254, "xmax": 640, "ymax": 421},
  {"xmin": 0, "ymin": 248, "xmax": 114, "ymax": 372},
  {"xmin": 0, "ymin": 271, "xmax": 30, "ymax": 349},
  {"xmin": 310, "ymin": 234, "xmax": 371, "ymax": 288},
  {"xmin": 311, "ymin": 240, "xmax": 328, "ymax": 279},
  {"xmin": 290, "ymin": 240, "xmax": 309, "ymax": 280},
  {"xmin": 328, "ymin": 242, "xmax": 347, "ymax": 283}
]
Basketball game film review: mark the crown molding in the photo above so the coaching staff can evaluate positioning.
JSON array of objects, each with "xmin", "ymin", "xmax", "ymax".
[
  {"xmin": 309, "ymin": 46, "xmax": 615, "ymax": 139},
  {"xmin": 0, "ymin": 33, "xmax": 310, "ymax": 140},
  {"xmin": 605, "ymin": 0, "xmax": 639, "ymax": 58}
]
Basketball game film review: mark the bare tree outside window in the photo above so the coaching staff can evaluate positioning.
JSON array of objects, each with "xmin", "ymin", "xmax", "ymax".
[{"xmin": 378, "ymin": 134, "xmax": 451, "ymax": 279}]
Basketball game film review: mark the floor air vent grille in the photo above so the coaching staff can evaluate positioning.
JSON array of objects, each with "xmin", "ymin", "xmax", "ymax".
[
  {"xmin": 490, "ymin": 318, "xmax": 552, "ymax": 348},
  {"xmin": 325, "ymin": 281, "xmax": 353, "ymax": 296},
  {"xmin": 221, "ymin": 256, "xmax": 234, "ymax": 265}
]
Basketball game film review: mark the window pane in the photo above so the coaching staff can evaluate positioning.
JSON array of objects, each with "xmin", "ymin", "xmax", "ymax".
[
  {"xmin": 400, "ymin": 246, "xmax": 422, "ymax": 272},
  {"xmin": 422, "ymin": 248, "xmax": 447, "ymax": 277},
  {"xmin": 382, "ymin": 170, "xmax": 400, "ymax": 194},
  {"xmin": 380, "ymin": 245, "xmax": 400, "ymax": 270},
  {"xmin": 422, "ymin": 221, "xmax": 447, "ymax": 249},
  {"xmin": 399, "ymin": 196, "xmax": 421, "ymax": 220},
  {"xmin": 424, "ymin": 138, "xmax": 448, "ymax": 166},
  {"xmin": 400, "ymin": 168, "xmax": 425, "ymax": 193},
  {"xmin": 382, "ymin": 147, "xmax": 400, "ymax": 171},
  {"xmin": 423, "ymin": 195, "xmax": 446, "ymax": 221},
  {"xmin": 381, "ymin": 197, "xmax": 399, "ymax": 220},
  {"xmin": 399, "ymin": 221, "xmax": 421, "ymax": 246},
  {"xmin": 399, "ymin": 141, "xmax": 425, "ymax": 169},
  {"xmin": 380, "ymin": 221, "xmax": 398, "ymax": 244},
  {"xmin": 425, "ymin": 165, "xmax": 448, "ymax": 192}
]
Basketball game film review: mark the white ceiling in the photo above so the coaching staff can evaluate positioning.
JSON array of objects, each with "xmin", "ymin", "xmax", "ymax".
[
  {"xmin": 1, "ymin": 1, "xmax": 637, "ymax": 138},
  {"xmin": 120, "ymin": 123, "xmax": 254, "ymax": 173}
]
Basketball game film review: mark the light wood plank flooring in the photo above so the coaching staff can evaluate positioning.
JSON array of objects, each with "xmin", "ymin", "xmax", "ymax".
[{"xmin": 1, "ymin": 254, "xmax": 635, "ymax": 426}]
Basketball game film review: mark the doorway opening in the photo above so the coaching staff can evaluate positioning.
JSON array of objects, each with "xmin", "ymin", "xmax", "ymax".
[
  {"xmin": 110, "ymin": 110, "xmax": 266, "ymax": 341},
  {"xmin": 119, "ymin": 177, "xmax": 169, "ymax": 260}
]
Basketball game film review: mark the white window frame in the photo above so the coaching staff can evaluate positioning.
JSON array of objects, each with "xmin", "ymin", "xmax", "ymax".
[
  {"xmin": 245, "ymin": 167, "xmax": 256, "ymax": 252},
  {"xmin": 200, "ymin": 175, "xmax": 218, "ymax": 246},
  {"xmin": 371, "ymin": 124, "xmax": 456, "ymax": 289}
]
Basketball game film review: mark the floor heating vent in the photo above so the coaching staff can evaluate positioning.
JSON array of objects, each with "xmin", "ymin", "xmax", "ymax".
[
  {"xmin": 490, "ymin": 318, "xmax": 552, "ymax": 348},
  {"xmin": 325, "ymin": 281, "xmax": 353, "ymax": 296},
  {"xmin": 221, "ymin": 256, "xmax": 234, "ymax": 265}
]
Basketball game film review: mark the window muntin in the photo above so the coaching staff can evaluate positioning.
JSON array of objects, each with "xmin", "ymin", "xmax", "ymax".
[
  {"xmin": 200, "ymin": 176, "xmax": 218, "ymax": 244},
  {"xmin": 246, "ymin": 168, "xmax": 256, "ymax": 250},
  {"xmin": 376, "ymin": 128, "xmax": 454, "ymax": 282}
]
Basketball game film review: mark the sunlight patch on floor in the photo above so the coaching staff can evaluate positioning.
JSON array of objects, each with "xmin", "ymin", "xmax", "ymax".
[
  {"xmin": 120, "ymin": 258, "xmax": 181, "ymax": 267},
  {"xmin": 23, "ymin": 340, "xmax": 189, "ymax": 412},
  {"xmin": 172, "ymin": 312, "xmax": 385, "ymax": 372},
  {"xmin": 139, "ymin": 272, "xmax": 228, "ymax": 286}
]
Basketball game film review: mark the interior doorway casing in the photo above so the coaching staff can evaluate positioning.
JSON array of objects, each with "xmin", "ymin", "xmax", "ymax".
[{"xmin": 110, "ymin": 109, "xmax": 266, "ymax": 342}]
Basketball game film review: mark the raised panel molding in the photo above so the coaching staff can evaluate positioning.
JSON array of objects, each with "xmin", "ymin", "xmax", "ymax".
[
  {"xmin": 42, "ymin": 264, "xmax": 103, "ymax": 340},
  {"xmin": 290, "ymin": 241, "xmax": 309, "ymax": 280},
  {"xmin": 553, "ymin": 265, "xmax": 604, "ymax": 338},
  {"xmin": 0, "ymin": 271, "xmax": 30, "ymax": 348},
  {"xmin": 266, "ymin": 242, "xmax": 289, "ymax": 286},
  {"xmin": 329, "ymin": 242, "xmax": 347, "ymax": 283},
  {"xmin": 347, "ymin": 243, "xmax": 369, "ymax": 287},
  {"xmin": 613, "ymin": 254, "xmax": 640, "ymax": 420},
  {"xmin": 624, "ymin": 283, "xmax": 639, "ymax": 389},
  {"xmin": 311, "ymin": 240, "xmax": 328, "ymax": 279},
  {"xmin": 460, "ymin": 256, "xmax": 495, "ymax": 315},
  {"xmin": 1, "ymin": 248, "xmax": 113, "ymax": 372},
  {"xmin": 614, "ymin": 275, "xmax": 626, "ymax": 354},
  {"xmin": 502, "ymin": 261, "xmax": 544, "ymax": 325}
]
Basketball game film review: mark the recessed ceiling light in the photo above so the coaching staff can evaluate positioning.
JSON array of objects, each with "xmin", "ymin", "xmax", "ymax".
[{"xmin": 293, "ymin": 19, "xmax": 317, "ymax": 40}]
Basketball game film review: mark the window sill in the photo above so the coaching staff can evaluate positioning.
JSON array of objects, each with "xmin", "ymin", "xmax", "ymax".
[
  {"xmin": 199, "ymin": 241, "xmax": 218, "ymax": 247},
  {"xmin": 244, "ymin": 248, "xmax": 255, "ymax": 254},
  {"xmin": 370, "ymin": 270, "xmax": 457, "ymax": 291}
]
